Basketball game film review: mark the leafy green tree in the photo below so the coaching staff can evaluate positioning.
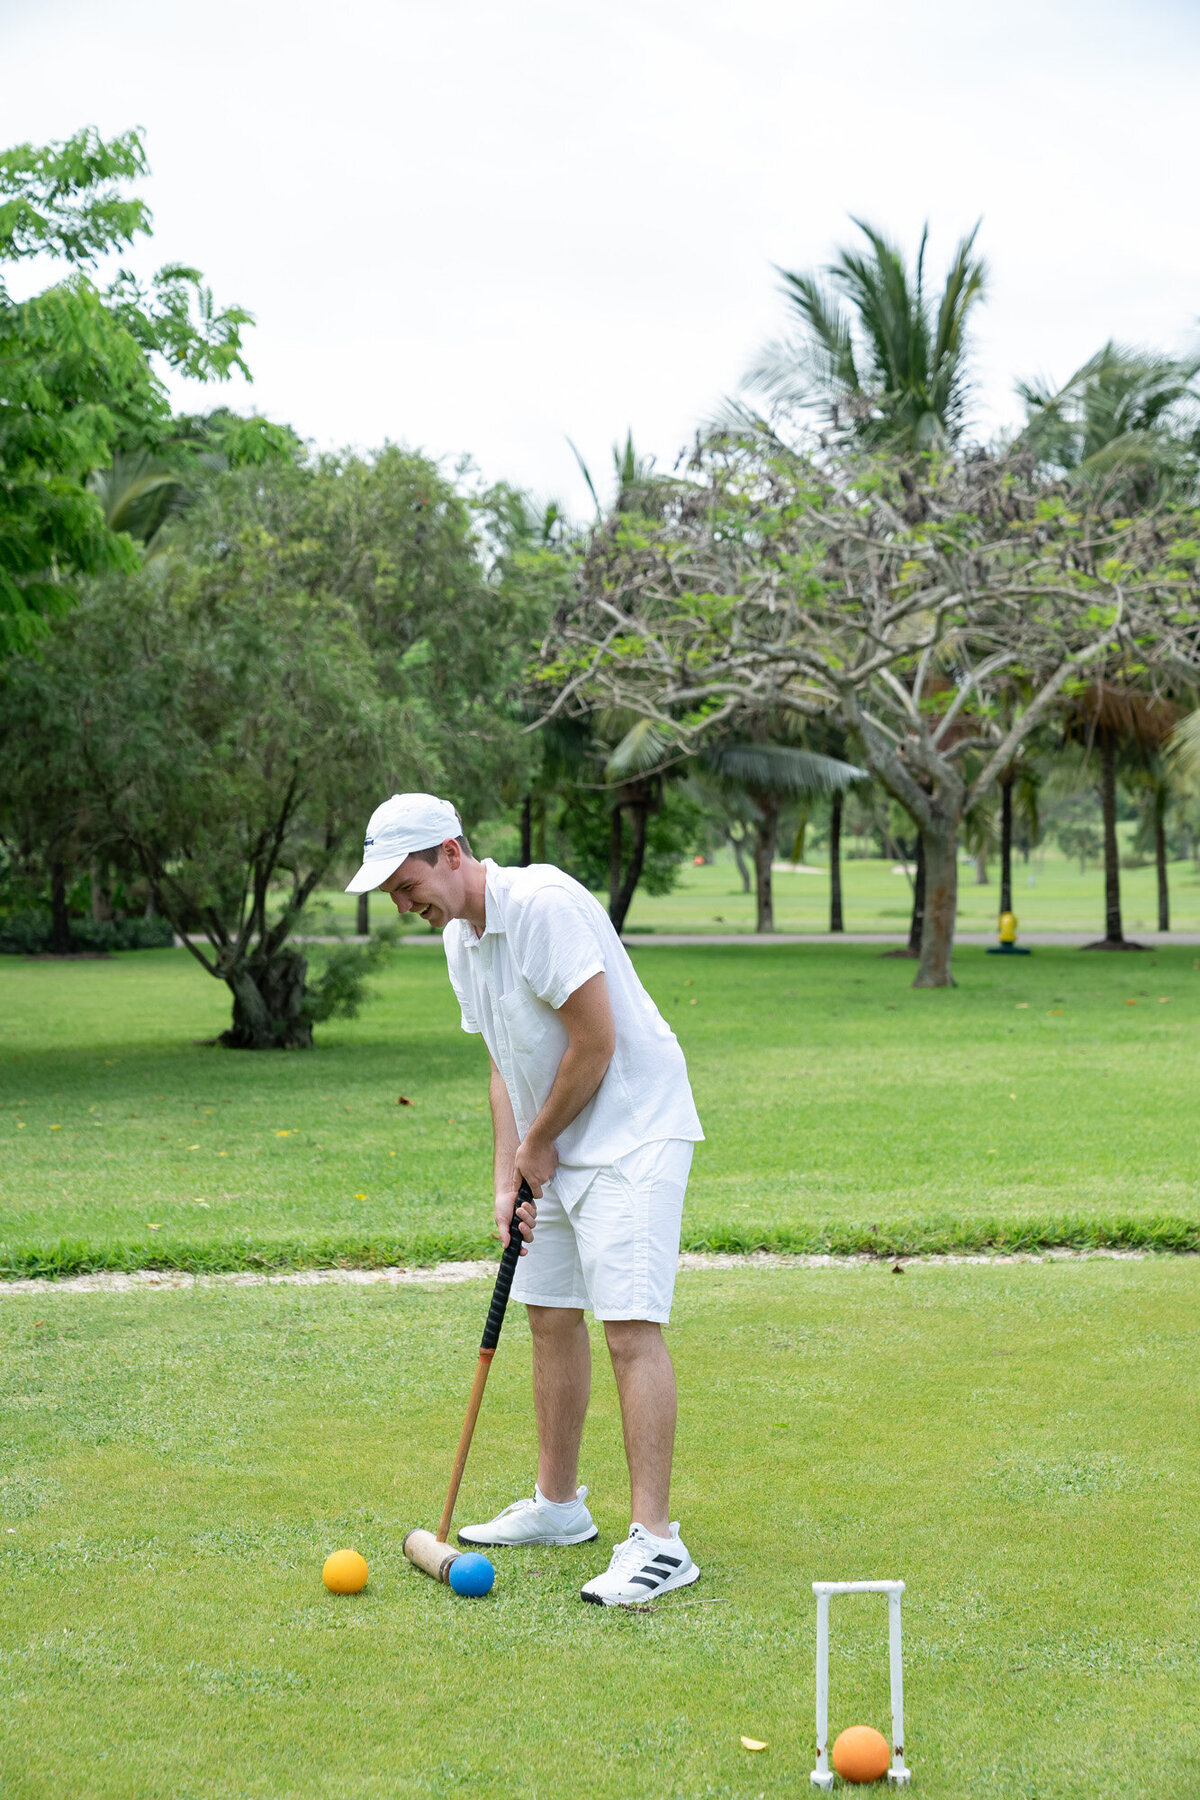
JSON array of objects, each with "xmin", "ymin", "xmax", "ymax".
[
  {"xmin": 0, "ymin": 127, "xmax": 252, "ymax": 652},
  {"xmin": 739, "ymin": 219, "xmax": 987, "ymax": 450},
  {"xmin": 547, "ymin": 776, "xmax": 703, "ymax": 925},
  {"xmin": 86, "ymin": 411, "xmax": 303, "ymax": 549},
  {"xmin": 0, "ymin": 465, "xmax": 417, "ymax": 1044},
  {"xmin": 294, "ymin": 449, "xmax": 566, "ymax": 828}
]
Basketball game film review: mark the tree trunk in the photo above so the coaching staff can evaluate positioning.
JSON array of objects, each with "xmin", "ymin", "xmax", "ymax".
[
  {"xmin": 533, "ymin": 796, "xmax": 546, "ymax": 862},
  {"xmin": 1155, "ymin": 789, "xmax": 1170, "ymax": 933},
  {"xmin": 908, "ymin": 836, "xmax": 926, "ymax": 953},
  {"xmin": 914, "ymin": 819, "xmax": 957, "ymax": 988},
  {"xmin": 356, "ymin": 893, "xmax": 369, "ymax": 936},
  {"xmin": 1101, "ymin": 733, "xmax": 1123, "ymax": 943},
  {"xmin": 884, "ymin": 834, "xmax": 924, "ymax": 958},
  {"xmin": 520, "ymin": 793, "xmax": 532, "ymax": 866},
  {"xmin": 730, "ymin": 831, "xmax": 752, "ymax": 893},
  {"xmin": 750, "ymin": 791, "xmax": 779, "ymax": 933},
  {"xmin": 829, "ymin": 793, "xmax": 844, "ymax": 933},
  {"xmin": 50, "ymin": 860, "xmax": 72, "ymax": 955},
  {"xmin": 609, "ymin": 800, "xmax": 649, "ymax": 934},
  {"xmin": 1084, "ymin": 732, "xmax": 1140, "ymax": 949},
  {"xmin": 220, "ymin": 950, "xmax": 313, "ymax": 1049},
  {"xmin": 973, "ymin": 850, "xmax": 989, "ymax": 885},
  {"xmin": 609, "ymin": 804, "xmax": 623, "ymax": 916},
  {"xmin": 999, "ymin": 774, "xmax": 1014, "ymax": 917},
  {"xmin": 90, "ymin": 860, "xmax": 113, "ymax": 923}
]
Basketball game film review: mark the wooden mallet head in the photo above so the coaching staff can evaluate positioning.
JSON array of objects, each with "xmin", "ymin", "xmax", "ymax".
[{"xmin": 403, "ymin": 1528, "xmax": 461, "ymax": 1584}]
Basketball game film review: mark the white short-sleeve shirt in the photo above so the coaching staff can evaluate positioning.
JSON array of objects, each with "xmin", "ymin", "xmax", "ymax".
[{"xmin": 443, "ymin": 861, "xmax": 703, "ymax": 1199}]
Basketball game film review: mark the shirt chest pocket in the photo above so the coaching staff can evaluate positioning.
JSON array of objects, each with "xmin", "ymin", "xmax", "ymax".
[{"xmin": 498, "ymin": 985, "xmax": 568, "ymax": 1091}]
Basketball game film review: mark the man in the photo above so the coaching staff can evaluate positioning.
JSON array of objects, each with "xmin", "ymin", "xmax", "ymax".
[{"xmin": 346, "ymin": 792, "xmax": 704, "ymax": 1605}]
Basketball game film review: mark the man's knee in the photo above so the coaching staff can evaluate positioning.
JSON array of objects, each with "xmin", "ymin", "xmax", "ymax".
[
  {"xmin": 603, "ymin": 1318, "xmax": 663, "ymax": 1365},
  {"xmin": 526, "ymin": 1304, "xmax": 585, "ymax": 1342}
]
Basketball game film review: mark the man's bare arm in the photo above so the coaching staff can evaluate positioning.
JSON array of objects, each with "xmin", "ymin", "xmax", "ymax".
[
  {"xmin": 489, "ymin": 1054, "xmax": 535, "ymax": 1252},
  {"xmin": 516, "ymin": 971, "xmax": 616, "ymax": 1195}
]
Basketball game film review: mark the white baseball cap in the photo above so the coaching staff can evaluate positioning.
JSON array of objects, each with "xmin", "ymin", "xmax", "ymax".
[{"xmin": 345, "ymin": 793, "xmax": 464, "ymax": 894}]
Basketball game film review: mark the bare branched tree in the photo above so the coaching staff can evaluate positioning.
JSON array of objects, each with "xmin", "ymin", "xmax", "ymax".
[{"xmin": 536, "ymin": 444, "xmax": 1200, "ymax": 985}]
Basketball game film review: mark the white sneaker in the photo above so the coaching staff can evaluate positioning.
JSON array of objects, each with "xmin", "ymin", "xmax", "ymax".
[
  {"xmin": 580, "ymin": 1522, "xmax": 700, "ymax": 1606},
  {"xmin": 457, "ymin": 1485, "xmax": 598, "ymax": 1548}
]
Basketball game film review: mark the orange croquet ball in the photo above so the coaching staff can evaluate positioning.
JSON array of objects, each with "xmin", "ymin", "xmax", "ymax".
[
  {"xmin": 322, "ymin": 1549, "xmax": 368, "ymax": 1594},
  {"xmin": 832, "ymin": 1725, "xmax": 891, "ymax": 1783}
]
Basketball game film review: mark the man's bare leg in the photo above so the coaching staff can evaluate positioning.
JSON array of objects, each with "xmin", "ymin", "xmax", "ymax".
[
  {"xmin": 603, "ymin": 1319, "xmax": 676, "ymax": 1538},
  {"xmin": 527, "ymin": 1304, "xmax": 591, "ymax": 1502}
]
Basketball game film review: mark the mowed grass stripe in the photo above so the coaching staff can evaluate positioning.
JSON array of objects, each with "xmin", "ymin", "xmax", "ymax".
[
  {"xmin": 0, "ymin": 1258, "xmax": 1197, "ymax": 1798},
  {"xmin": 1, "ymin": 944, "xmax": 1198, "ymax": 1275}
]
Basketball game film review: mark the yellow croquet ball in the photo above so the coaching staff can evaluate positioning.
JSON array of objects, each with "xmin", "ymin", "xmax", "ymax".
[
  {"xmin": 322, "ymin": 1548, "xmax": 368, "ymax": 1594},
  {"xmin": 832, "ymin": 1725, "xmax": 891, "ymax": 1783}
]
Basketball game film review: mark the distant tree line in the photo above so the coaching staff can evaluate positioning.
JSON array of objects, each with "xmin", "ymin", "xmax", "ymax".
[{"xmin": 2, "ymin": 132, "xmax": 1199, "ymax": 1039}]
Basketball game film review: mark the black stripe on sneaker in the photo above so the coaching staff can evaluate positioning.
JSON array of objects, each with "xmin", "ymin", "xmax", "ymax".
[
  {"xmin": 650, "ymin": 1553, "xmax": 682, "ymax": 1568},
  {"xmin": 630, "ymin": 1571, "xmax": 665, "ymax": 1588}
]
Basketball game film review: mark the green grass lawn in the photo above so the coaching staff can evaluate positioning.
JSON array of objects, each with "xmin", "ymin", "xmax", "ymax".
[
  {"xmin": 1, "ymin": 1256, "xmax": 1196, "ymax": 1799},
  {"xmin": 312, "ymin": 847, "xmax": 1200, "ymax": 938},
  {"xmin": 2, "ymin": 944, "xmax": 1198, "ymax": 1276}
]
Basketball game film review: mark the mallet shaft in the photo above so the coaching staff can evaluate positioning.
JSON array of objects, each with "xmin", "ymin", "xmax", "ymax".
[
  {"xmin": 437, "ymin": 1350, "xmax": 494, "ymax": 1540},
  {"xmin": 434, "ymin": 1179, "xmax": 532, "ymax": 1544}
]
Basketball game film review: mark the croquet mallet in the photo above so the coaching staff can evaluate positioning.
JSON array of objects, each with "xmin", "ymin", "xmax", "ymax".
[{"xmin": 403, "ymin": 1179, "xmax": 533, "ymax": 1583}]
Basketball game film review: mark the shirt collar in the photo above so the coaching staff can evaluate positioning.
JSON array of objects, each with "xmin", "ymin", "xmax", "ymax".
[{"xmin": 465, "ymin": 859, "xmax": 505, "ymax": 946}]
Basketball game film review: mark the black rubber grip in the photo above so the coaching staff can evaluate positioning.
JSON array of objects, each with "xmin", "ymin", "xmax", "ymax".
[{"xmin": 481, "ymin": 1178, "xmax": 533, "ymax": 1352}]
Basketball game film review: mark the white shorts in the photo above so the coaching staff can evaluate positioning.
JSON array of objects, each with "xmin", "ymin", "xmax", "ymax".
[{"xmin": 510, "ymin": 1139, "xmax": 694, "ymax": 1324}]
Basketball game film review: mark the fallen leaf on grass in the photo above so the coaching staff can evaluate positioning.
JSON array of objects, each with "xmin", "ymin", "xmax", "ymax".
[
  {"xmin": 1015, "ymin": 1002, "xmax": 1029, "ymax": 1009},
  {"xmin": 187, "ymin": 1143, "xmax": 199, "ymax": 1150},
  {"xmin": 740, "ymin": 1737, "xmax": 768, "ymax": 1752},
  {"xmin": 397, "ymin": 1096, "xmax": 414, "ymax": 1106},
  {"xmin": 1159, "ymin": 997, "xmax": 1172, "ymax": 1003},
  {"xmin": 275, "ymin": 1130, "xmax": 294, "ymax": 1137},
  {"xmin": 1125, "ymin": 999, "xmax": 1138, "ymax": 1006},
  {"xmin": 147, "ymin": 1223, "xmax": 162, "ymax": 1231},
  {"xmin": 354, "ymin": 1192, "xmax": 367, "ymax": 1200}
]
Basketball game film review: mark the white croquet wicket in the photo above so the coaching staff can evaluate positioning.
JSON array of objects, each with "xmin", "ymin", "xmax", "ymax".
[{"xmin": 810, "ymin": 1579, "xmax": 911, "ymax": 1790}]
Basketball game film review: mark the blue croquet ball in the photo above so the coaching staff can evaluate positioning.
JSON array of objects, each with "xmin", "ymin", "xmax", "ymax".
[{"xmin": 449, "ymin": 1553, "xmax": 495, "ymax": 1597}]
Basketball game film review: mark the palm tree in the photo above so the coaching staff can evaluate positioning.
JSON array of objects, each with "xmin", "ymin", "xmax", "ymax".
[
  {"xmin": 1127, "ymin": 753, "xmax": 1175, "ymax": 933},
  {"xmin": 996, "ymin": 759, "xmax": 1042, "ymax": 922},
  {"xmin": 1018, "ymin": 343, "xmax": 1200, "ymax": 503},
  {"xmin": 696, "ymin": 740, "xmax": 866, "ymax": 932},
  {"xmin": 87, "ymin": 450, "xmax": 187, "ymax": 547},
  {"xmin": 739, "ymin": 218, "xmax": 987, "ymax": 451},
  {"xmin": 570, "ymin": 430, "xmax": 661, "ymax": 519},
  {"xmin": 602, "ymin": 714, "xmax": 690, "ymax": 931},
  {"xmin": 1064, "ymin": 686, "xmax": 1178, "ymax": 949}
]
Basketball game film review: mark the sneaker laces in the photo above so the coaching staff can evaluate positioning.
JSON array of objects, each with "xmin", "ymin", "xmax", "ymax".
[
  {"xmin": 605, "ymin": 1532, "xmax": 659, "ymax": 1578},
  {"xmin": 492, "ymin": 1497, "xmax": 537, "ymax": 1520}
]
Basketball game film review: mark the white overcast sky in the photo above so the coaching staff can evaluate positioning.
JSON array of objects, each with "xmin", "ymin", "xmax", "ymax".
[{"xmin": 4, "ymin": 0, "xmax": 1199, "ymax": 514}]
